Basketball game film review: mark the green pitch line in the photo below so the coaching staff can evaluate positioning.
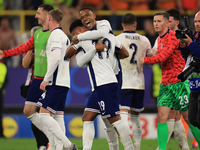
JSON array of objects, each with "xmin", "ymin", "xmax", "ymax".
[{"xmin": 0, "ymin": 138, "xmax": 198, "ymax": 150}]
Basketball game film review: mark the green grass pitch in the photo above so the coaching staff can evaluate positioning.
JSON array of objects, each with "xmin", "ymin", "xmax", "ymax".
[{"xmin": 0, "ymin": 138, "xmax": 198, "ymax": 150}]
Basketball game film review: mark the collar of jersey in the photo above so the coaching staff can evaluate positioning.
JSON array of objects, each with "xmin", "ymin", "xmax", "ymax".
[
  {"xmin": 42, "ymin": 29, "xmax": 49, "ymax": 32},
  {"xmin": 123, "ymin": 31, "xmax": 136, "ymax": 33},
  {"xmin": 160, "ymin": 29, "xmax": 170, "ymax": 38},
  {"xmin": 52, "ymin": 27, "xmax": 62, "ymax": 32},
  {"xmin": 89, "ymin": 27, "xmax": 113, "ymax": 35},
  {"xmin": 89, "ymin": 27, "xmax": 96, "ymax": 31}
]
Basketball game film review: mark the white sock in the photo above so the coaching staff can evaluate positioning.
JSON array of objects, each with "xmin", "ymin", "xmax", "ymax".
[
  {"xmin": 130, "ymin": 114, "xmax": 142, "ymax": 150},
  {"xmin": 53, "ymin": 115, "xmax": 65, "ymax": 150},
  {"xmin": 40, "ymin": 113, "xmax": 71, "ymax": 148},
  {"xmin": 120, "ymin": 111, "xmax": 130, "ymax": 133},
  {"xmin": 167, "ymin": 119, "xmax": 175, "ymax": 142},
  {"xmin": 112, "ymin": 120, "xmax": 134, "ymax": 150},
  {"xmin": 53, "ymin": 115, "xmax": 66, "ymax": 133},
  {"xmin": 103, "ymin": 118, "xmax": 119, "ymax": 150},
  {"xmin": 28, "ymin": 112, "xmax": 55, "ymax": 150},
  {"xmin": 174, "ymin": 119, "xmax": 189, "ymax": 149},
  {"xmin": 82, "ymin": 121, "xmax": 95, "ymax": 150}
]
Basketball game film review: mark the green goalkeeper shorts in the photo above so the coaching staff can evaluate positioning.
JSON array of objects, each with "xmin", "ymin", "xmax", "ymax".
[{"xmin": 157, "ymin": 80, "xmax": 190, "ymax": 111}]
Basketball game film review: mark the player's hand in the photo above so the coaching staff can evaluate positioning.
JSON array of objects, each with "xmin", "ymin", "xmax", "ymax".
[
  {"xmin": 0, "ymin": 50, "xmax": 4, "ymax": 59},
  {"xmin": 152, "ymin": 49, "xmax": 158, "ymax": 55},
  {"xmin": 180, "ymin": 34, "xmax": 192, "ymax": 45},
  {"xmin": 95, "ymin": 41, "xmax": 108, "ymax": 52},
  {"xmin": 139, "ymin": 56, "xmax": 145, "ymax": 65},
  {"xmin": 40, "ymin": 80, "xmax": 48, "ymax": 92},
  {"xmin": 72, "ymin": 35, "xmax": 79, "ymax": 44}
]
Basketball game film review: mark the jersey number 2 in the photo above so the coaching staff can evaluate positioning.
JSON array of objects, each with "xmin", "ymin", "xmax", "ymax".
[{"xmin": 130, "ymin": 43, "xmax": 138, "ymax": 64}]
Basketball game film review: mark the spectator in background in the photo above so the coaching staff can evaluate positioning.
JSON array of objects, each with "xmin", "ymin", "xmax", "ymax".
[
  {"xmin": 155, "ymin": 0, "xmax": 177, "ymax": 10},
  {"xmin": 76, "ymin": 0, "xmax": 105, "ymax": 11},
  {"xmin": 59, "ymin": 2, "xmax": 79, "ymax": 40},
  {"xmin": 130, "ymin": 0, "xmax": 150, "ymax": 10},
  {"xmin": 122, "ymin": 0, "xmax": 151, "ymax": 30},
  {"xmin": 4, "ymin": 0, "xmax": 24, "ymax": 30},
  {"xmin": 177, "ymin": 0, "xmax": 200, "ymax": 14},
  {"xmin": 149, "ymin": 0, "xmax": 157, "ymax": 10},
  {"xmin": 76, "ymin": 0, "xmax": 106, "ymax": 20},
  {"xmin": 0, "ymin": 0, "xmax": 4, "ymax": 10},
  {"xmin": 105, "ymin": 0, "xmax": 129, "ymax": 30},
  {"xmin": 43, "ymin": 0, "xmax": 79, "ymax": 8},
  {"xmin": 144, "ymin": 18, "xmax": 159, "ymax": 47},
  {"xmin": 0, "ymin": 17, "xmax": 18, "ymax": 68},
  {"xmin": 0, "ymin": 60, "xmax": 7, "ymax": 138},
  {"xmin": 177, "ymin": 0, "xmax": 200, "ymax": 29}
]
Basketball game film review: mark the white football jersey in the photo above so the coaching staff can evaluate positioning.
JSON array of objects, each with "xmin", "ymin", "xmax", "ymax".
[
  {"xmin": 44, "ymin": 28, "xmax": 70, "ymax": 88},
  {"xmin": 75, "ymin": 33, "xmax": 120, "ymax": 91},
  {"xmin": 96, "ymin": 20, "xmax": 122, "ymax": 75},
  {"xmin": 117, "ymin": 31, "xmax": 152, "ymax": 89},
  {"xmin": 96, "ymin": 20, "xmax": 112, "ymax": 32},
  {"xmin": 77, "ymin": 19, "xmax": 121, "ymax": 75}
]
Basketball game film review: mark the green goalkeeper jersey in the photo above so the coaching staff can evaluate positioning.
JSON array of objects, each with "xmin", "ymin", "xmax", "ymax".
[{"xmin": 33, "ymin": 28, "xmax": 50, "ymax": 77}]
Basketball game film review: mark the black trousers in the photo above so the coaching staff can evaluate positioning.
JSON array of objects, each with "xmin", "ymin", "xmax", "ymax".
[
  {"xmin": 188, "ymin": 91, "xmax": 200, "ymax": 129},
  {"xmin": 31, "ymin": 123, "xmax": 48, "ymax": 148}
]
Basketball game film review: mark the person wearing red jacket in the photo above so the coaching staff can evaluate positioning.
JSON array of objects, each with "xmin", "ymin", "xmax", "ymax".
[{"xmin": 139, "ymin": 11, "xmax": 199, "ymax": 150}]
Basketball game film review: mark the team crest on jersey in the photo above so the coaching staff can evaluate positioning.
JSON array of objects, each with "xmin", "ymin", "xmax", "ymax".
[{"xmin": 161, "ymin": 43, "xmax": 163, "ymax": 49}]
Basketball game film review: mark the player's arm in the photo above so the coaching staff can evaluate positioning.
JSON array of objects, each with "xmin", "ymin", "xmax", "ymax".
[
  {"xmin": 144, "ymin": 36, "xmax": 153, "ymax": 57},
  {"xmin": 76, "ymin": 41, "xmax": 107, "ymax": 67},
  {"xmin": 116, "ymin": 45, "xmax": 129, "ymax": 59},
  {"xmin": 114, "ymin": 37, "xmax": 129, "ymax": 59},
  {"xmin": 76, "ymin": 46, "xmax": 96, "ymax": 67},
  {"xmin": 41, "ymin": 35, "xmax": 62, "ymax": 92},
  {"xmin": 40, "ymin": 44, "xmax": 61, "ymax": 92},
  {"xmin": 44, "ymin": 48, "xmax": 61, "ymax": 82},
  {"xmin": 187, "ymin": 40, "xmax": 200, "ymax": 58},
  {"xmin": 77, "ymin": 26, "xmax": 109, "ymax": 41},
  {"xmin": 44, "ymin": 37, "xmax": 61, "ymax": 84},
  {"xmin": 65, "ymin": 44, "xmax": 78, "ymax": 58},
  {"xmin": 144, "ymin": 37, "xmax": 178, "ymax": 64},
  {"xmin": 2, "ymin": 35, "xmax": 34, "ymax": 58},
  {"xmin": 22, "ymin": 50, "xmax": 33, "ymax": 68},
  {"xmin": 73, "ymin": 21, "xmax": 110, "ymax": 43},
  {"xmin": 179, "ymin": 41, "xmax": 189, "ymax": 60}
]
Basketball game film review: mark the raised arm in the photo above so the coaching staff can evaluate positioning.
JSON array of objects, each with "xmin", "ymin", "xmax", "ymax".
[
  {"xmin": 3, "ymin": 35, "xmax": 34, "ymax": 58},
  {"xmin": 77, "ymin": 26, "xmax": 110, "ymax": 41},
  {"xmin": 72, "ymin": 20, "xmax": 111, "ymax": 44},
  {"xmin": 144, "ymin": 37, "xmax": 178, "ymax": 64}
]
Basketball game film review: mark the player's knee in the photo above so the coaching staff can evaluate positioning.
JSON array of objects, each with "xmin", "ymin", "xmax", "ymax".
[
  {"xmin": 23, "ymin": 106, "xmax": 36, "ymax": 117},
  {"xmin": 82, "ymin": 114, "xmax": 91, "ymax": 122},
  {"xmin": 23, "ymin": 108, "xmax": 31, "ymax": 117},
  {"xmin": 157, "ymin": 112, "xmax": 168, "ymax": 122}
]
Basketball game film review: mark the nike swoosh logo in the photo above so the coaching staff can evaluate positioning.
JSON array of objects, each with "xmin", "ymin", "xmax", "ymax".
[{"xmin": 102, "ymin": 111, "xmax": 106, "ymax": 115}]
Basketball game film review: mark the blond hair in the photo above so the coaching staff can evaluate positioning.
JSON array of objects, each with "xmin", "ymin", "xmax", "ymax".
[{"xmin": 49, "ymin": 8, "xmax": 64, "ymax": 23}]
